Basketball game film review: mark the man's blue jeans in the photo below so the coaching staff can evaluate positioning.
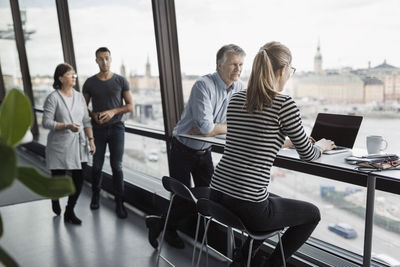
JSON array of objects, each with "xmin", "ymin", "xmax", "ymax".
[{"xmin": 92, "ymin": 121, "xmax": 125, "ymax": 198}]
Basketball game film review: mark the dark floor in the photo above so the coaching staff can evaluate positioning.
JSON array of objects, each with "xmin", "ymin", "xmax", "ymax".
[{"xmin": 0, "ymin": 185, "xmax": 228, "ymax": 267}]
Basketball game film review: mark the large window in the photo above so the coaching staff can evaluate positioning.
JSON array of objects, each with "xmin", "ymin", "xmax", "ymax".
[
  {"xmin": 69, "ymin": 1, "xmax": 165, "ymax": 179},
  {"xmin": 268, "ymin": 170, "xmax": 367, "ymax": 256},
  {"xmin": 0, "ymin": 2, "xmax": 23, "ymax": 92},
  {"xmin": 176, "ymin": 0, "xmax": 400, "ymax": 262},
  {"xmin": 97, "ymin": 133, "xmax": 169, "ymax": 184},
  {"xmin": 372, "ymin": 190, "xmax": 400, "ymax": 266},
  {"xmin": 123, "ymin": 134, "xmax": 169, "ymax": 181},
  {"xmin": 176, "ymin": 0, "xmax": 400, "ymax": 110},
  {"xmin": 35, "ymin": 111, "xmax": 48, "ymax": 146},
  {"xmin": 69, "ymin": 0, "xmax": 163, "ymax": 131},
  {"xmin": 18, "ymin": 1, "xmax": 64, "ymax": 109}
]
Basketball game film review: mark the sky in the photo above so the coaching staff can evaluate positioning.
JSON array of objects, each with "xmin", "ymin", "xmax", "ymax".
[{"xmin": 0, "ymin": 0, "xmax": 399, "ymax": 77}]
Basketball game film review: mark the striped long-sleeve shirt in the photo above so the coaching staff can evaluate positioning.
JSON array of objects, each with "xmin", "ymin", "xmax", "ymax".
[{"xmin": 210, "ymin": 91, "xmax": 321, "ymax": 202}]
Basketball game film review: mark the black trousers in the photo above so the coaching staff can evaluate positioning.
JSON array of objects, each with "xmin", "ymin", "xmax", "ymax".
[
  {"xmin": 91, "ymin": 122, "xmax": 125, "ymax": 198},
  {"xmin": 210, "ymin": 189, "xmax": 321, "ymax": 266},
  {"xmin": 51, "ymin": 162, "xmax": 87, "ymax": 208},
  {"xmin": 164, "ymin": 138, "xmax": 214, "ymax": 230}
]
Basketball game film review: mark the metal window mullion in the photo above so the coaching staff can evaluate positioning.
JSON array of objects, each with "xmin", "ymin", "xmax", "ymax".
[
  {"xmin": 152, "ymin": 0, "xmax": 184, "ymax": 137},
  {"xmin": 55, "ymin": 0, "xmax": 79, "ymax": 91},
  {"xmin": 10, "ymin": 0, "xmax": 39, "ymax": 138},
  {"xmin": 152, "ymin": 0, "xmax": 184, "ymax": 176},
  {"xmin": 0, "ymin": 61, "xmax": 5, "ymax": 102}
]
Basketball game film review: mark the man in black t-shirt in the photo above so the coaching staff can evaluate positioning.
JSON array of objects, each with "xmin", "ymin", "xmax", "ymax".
[{"xmin": 83, "ymin": 47, "xmax": 133, "ymax": 219}]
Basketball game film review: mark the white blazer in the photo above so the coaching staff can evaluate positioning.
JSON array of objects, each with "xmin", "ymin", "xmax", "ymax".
[{"xmin": 43, "ymin": 90, "xmax": 91, "ymax": 170}]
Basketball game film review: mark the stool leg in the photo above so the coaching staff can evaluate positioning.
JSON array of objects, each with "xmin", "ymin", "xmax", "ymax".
[
  {"xmin": 227, "ymin": 227, "xmax": 234, "ymax": 260},
  {"xmin": 241, "ymin": 231, "xmax": 245, "ymax": 248},
  {"xmin": 246, "ymin": 238, "xmax": 254, "ymax": 267},
  {"xmin": 204, "ymin": 218, "xmax": 208, "ymax": 267},
  {"xmin": 191, "ymin": 214, "xmax": 201, "ymax": 267},
  {"xmin": 196, "ymin": 218, "xmax": 212, "ymax": 267},
  {"xmin": 231, "ymin": 229, "xmax": 236, "ymax": 250},
  {"xmin": 205, "ymin": 219, "xmax": 209, "ymax": 267},
  {"xmin": 278, "ymin": 232, "xmax": 286, "ymax": 267},
  {"xmin": 156, "ymin": 194, "xmax": 176, "ymax": 265}
]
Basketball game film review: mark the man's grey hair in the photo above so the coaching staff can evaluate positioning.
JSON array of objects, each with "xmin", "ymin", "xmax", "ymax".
[{"xmin": 216, "ymin": 44, "xmax": 246, "ymax": 69}]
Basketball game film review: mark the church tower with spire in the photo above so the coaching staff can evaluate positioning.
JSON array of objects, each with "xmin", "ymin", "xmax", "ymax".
[
  {"xmin": 314, "ymin": 40, "xmax": 323, "ymax": 74},
  {"xmin": 145, "ymin": 55, "xmax": 151, "ymax": 77},
  {"xmin": 120, "ymin": 60, "xmax": 126, "ymax": 78}
]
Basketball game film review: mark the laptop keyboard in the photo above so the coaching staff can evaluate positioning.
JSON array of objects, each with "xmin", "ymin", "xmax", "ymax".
[{"xmin": 332, "ymin": 145, "xmax": 348, "ymax": 151}]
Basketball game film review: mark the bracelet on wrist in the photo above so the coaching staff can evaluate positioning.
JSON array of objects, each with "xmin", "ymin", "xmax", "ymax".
[{"xmin": 89, "ymin": 137, "xmax": 94, "ymax": 141}]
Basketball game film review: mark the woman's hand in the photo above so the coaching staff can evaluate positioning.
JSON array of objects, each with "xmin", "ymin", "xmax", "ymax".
[
  {"xmin": 66, "ymin": 123, "xmax": 80, "ymax": 132},
  {"xmin": 89, "ymin": 139, "xmax": 96, "ymax": 155},
  {"xmin": 315, "ymin": 138, "xmax": 336, "ymax": 152},
  {"xmin": 282, "ymin": 138, "xmax": 293, "ymax": 149}
]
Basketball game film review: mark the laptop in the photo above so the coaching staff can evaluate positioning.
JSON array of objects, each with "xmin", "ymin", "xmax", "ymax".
[{"xmin": 310, "ymin": 113, "xmax": 363, "ymax": 154}]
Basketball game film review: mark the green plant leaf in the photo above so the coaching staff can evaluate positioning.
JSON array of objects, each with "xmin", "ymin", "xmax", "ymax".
[
  {"xmin": 16, "ymin": 166, "xmax": 75, "ymax": 198},
  {"xmin": 0, "ymin": 245, "xmax": 18, "ymax": 267},
  {"xmin": 0, "ymin": 143, "xmax": 16, "ymax": 191},
  {"xmin": 0, "ymin": 88, "xmax": 33, "ymax": 147}
]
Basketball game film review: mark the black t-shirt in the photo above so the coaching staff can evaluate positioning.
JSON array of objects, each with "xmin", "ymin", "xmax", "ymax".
[{"xmin": 83, "ymin": 73, "xmax": 130, "ymax": 127}]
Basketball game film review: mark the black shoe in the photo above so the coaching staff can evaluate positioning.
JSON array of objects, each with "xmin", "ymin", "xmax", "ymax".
[
  {"xmin": 64, "ymin": 206, "xmax": 82, "ymax": 225},
  {"xmin": 90, "ymin": 192, "xmax": 100, "ymax": 210},
  {"xmin": 165, "ymin": 229, "xmax": 185, "ymax": 249},
  {"xmin": 116, "ymin": 198, "xmax": 128, "ymax": 219},
  {"xmin": 52, "ymin": 200, "xmax": 61, "ymax": 215},
  {"xmin": 145, "ymin": 215, "xmax": 163, "ymax": 249}
]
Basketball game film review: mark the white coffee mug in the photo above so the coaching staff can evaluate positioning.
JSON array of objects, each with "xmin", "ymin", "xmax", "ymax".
[{"xmin": 366, "ymin": 135, "xmax": 387, "ymax": 154}]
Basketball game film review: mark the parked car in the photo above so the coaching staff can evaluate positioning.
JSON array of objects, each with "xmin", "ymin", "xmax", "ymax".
[
  {"xmin": 372, "ymin": 254, "xmax": 400, "ymax": 267},
  {"xmin": 147, "ymin": 152, "xmax": 159, "ymax": 162},
  {"xmin": 328, "ymin": 223, "xmax": 357, "ymax": 239}
]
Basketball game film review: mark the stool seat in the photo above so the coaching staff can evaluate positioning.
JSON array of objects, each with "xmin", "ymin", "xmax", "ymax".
[{"xmin": 195, "ymin": 198, "xmax": 286, "ymax": 267}]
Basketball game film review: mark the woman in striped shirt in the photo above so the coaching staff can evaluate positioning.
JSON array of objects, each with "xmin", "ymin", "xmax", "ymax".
[{"xmin": 210, "ymin": 41, "xmax": 335, "ymax": 267}]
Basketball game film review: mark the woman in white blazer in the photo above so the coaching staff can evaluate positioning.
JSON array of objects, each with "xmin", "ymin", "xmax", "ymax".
[{"xmin": 43, "ymin": 63, "xmax": 96, "ymax": 225}]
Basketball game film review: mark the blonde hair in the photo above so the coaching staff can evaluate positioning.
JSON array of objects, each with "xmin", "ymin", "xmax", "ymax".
[{"xmin": 246, "ymin": 41, "xmax": 292, "ymax": 113}]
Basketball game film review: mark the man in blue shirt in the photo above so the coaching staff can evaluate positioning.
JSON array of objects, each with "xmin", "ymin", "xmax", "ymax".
[{"xmin": 146, "ymin": 44, "xmax": 246, "ymax": 249}]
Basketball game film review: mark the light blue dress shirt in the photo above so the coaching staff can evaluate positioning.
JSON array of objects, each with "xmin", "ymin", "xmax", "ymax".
[{"xmin": 173, "ymin": 72, "xmax": 244, "ymax": 150}]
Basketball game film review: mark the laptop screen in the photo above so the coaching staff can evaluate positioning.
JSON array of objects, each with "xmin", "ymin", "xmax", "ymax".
[{"xmin": 310, "ymin": 113, "xmax": 363, "ymax": 148}]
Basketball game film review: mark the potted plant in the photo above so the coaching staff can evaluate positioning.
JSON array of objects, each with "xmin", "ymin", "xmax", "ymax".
[{"xmin": 0, "ymin": 89, "xmax": 75, "ymax": 267}]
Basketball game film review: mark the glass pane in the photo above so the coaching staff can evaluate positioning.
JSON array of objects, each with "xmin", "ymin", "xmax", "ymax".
[
  {"xmin": 0, "ymin": 2, "xmax": 23, "ymax": 91},
  {"xmin": 98, "ymin": 133, "xmax": 169, "ymax": 183},
  {"xmin": 176, "ymin": 1, "xmax": 400, "ymax": 150},
  {"xmin": 69, "ymin": 1, "xmax": 163, "ymax": 131},
  {"xmin": 268, "ymin": 168, "xmax": 366, "ymax": 256},
  {"xmin": 18, "ymin": 1, "xmax": 64, "ymax": 109},
  {"xmin": 35, "ymin": 111, "xmax": 48, "ymax": 146},
  {"xmin": 176, "ymin": 1, "xmax": 400, "ymax": 259},
  {"xmin": 372, "ymin": 190, "xmax": 400, "ymax": 265}
]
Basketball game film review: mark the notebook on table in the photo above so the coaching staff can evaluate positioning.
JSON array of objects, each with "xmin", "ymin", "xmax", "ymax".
[{"xmin": 310, "ymin": 113, "xmax": 363, "ymax": 155}]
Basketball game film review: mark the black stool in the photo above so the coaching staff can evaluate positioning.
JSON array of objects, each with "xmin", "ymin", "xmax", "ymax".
[
  {"xmin": 196, "ymin": 198, "xmax": 286, "ymax": 267},
  {"xmin": 156, "ymin": 176, "xmax": 210, "ymax": 266}
]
